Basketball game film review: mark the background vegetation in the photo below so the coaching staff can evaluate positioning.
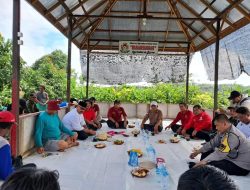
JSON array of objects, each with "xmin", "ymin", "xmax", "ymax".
[{"xmin": 0, "ymin": 34, "xmax": 249, "ymax": 109}]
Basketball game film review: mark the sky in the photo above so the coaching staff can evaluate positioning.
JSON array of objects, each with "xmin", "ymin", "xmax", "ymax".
[{"xmin": 0, "ymin": 0, "xmax": 249, "ymax": 86}]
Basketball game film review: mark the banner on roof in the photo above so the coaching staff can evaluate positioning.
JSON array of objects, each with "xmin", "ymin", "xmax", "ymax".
[{"xmin": 119, "ymin": 41, "xmax": 158, "ymax": 55}]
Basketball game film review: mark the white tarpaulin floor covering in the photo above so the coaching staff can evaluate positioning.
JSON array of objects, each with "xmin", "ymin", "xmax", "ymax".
[{"xmin": 12, "ymin": 119, "xmax": 250, "ymax": 189}]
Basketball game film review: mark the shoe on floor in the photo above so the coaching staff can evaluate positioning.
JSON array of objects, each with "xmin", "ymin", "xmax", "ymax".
[{"xmin": 100, "ymin": 119, "xmax": 106, "ymax": 123}]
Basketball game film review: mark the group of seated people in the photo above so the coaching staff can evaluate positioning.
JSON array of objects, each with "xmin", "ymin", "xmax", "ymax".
[
  {"xmin": 1, "ymin": 90, "xmax": 250, "ymax": 189},
  {"xmin": 166, "ymin": 90, "xmax": 250, "ymax": 177}
]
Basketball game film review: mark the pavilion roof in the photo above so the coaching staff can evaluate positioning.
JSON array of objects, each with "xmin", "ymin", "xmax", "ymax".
[{"xmin": 26, "ymin": 0, "xmax": 250, "ymax": 52}]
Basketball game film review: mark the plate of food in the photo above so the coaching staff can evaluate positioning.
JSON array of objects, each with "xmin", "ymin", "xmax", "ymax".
[
  {"xmin": 96, "ymin": 133, "xmax": 108, "ymax": 141},
  {"xmin": 157, "ymin": 139, "xmax": 167, "ymax": 144},
  {"xmin": 139, "ymin": 161, "xmax": 156, "ymax": 170},
  {"xmin": 128, "ymin": 124, "xmax": 135, "ymax": 128},
  {"xmin": 128, "ymin": 149, "xmax": 143, "ymax": 157},
  {"xmin": 113, "ymin": 139, "xmax": 124, "ymax": 145},
  {"xmin": 131, "ymin": 168, "xmax": 149, "ymax": 178},
  {"xmin": 170, "ymin": 137, "xmax": 180, "ymax": 143},
  {"xmin": 94, "ymin": 143, "xmax": 106, "ymax": 149},
  {"xmin": 131, "ymin": 129, "xmax": 140, "ymax": 135}
]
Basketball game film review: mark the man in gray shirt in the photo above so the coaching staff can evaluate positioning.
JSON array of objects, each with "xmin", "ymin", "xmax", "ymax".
[
  {"xmin": 228, "ymin": 90, "xmax": 250, "ymax": 110},
  {"xmin": 189, "ymin": 114, "xmax": 250, "ymax": 176}
]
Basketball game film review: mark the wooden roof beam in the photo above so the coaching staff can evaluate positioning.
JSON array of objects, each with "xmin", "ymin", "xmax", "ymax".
[
  {"xmin": 79, "ymin": 0, "xmax": 92, "ymax": 25},
  {"xmin": 138, "ymin": 0, "xmax": 143, "ymax": 40},
  {"xmin": 56, "ymin": 0, "xmax": 89, "ymax": 22},
  {"xmin": 110, "ymin": 10, "xmax": 171, "ymax": 15},
  {"xmin": 57, "ymin": 0, "xmax": 87, "ymax": 35},
  {"xmin": 181, "ymin": 21, "xmax": 209, "ymax": 43},
  {"xmin": 58, "ymin": 0, "xmax": 77, "ymax": 24},
  {"xmin": 81, "ymin": 45, "xmax": 189, "ymax": 52},
  {"xmin": 108, "ymin": 6, "xmax": 112, "ymax": 49},
  {"xmin": 177, "ymin": 0, "xmax": 216, "ymax": 35},
  {"xmin": 44, "ymin": 1, "xmax": 63, "ymax": 16},
  {"xmin": 163, "ymin": 11, "xmax": 172, "ymax": 51},
  {"xmin": 226, "ymin": 0, "xmax": 250, "ymax": 21},
  {"xmin": 185, "ymin": 0, "xmax": 216, "ymax": 30},
  {"xmin": 80, "ymin": 0, "xmax": 118, "ymax": 48},
  {"xmin": 89, "ymin": 38, "xmax": 190, "ymax": 44},
  {"xmin": 95, "ymin": 29, "xmax": 183, "ymax": 33},
  {"xmin": 167, "ymin": 0, "xmax": 195, "ymax": 51},
  {"xmin": 200, "ymin": 0, "xmax": 234, "ymax": 28},
  {"xmin": 71, "ymin": 0, "xmax": 108, "ymax": 30},
  {"xmin": 191, "ymin": 0, "xmax": 244, "ymax": 42},
  {"xmin": 90, "ymin": 41, "xmax": 101, "ymax": 52}
]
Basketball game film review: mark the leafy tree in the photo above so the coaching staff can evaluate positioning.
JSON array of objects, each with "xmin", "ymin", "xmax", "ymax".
[
  {"xmin": 0, "ymin": 34, "xmax": 12, "ymax": 91},
  {"xmin": 32, "ymin": 50, "xmax": 67, "ymax": 70}
]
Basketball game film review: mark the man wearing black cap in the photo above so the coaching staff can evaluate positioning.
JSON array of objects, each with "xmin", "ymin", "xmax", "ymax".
[{"xmin": 228, "ymin": 90, "xmax": 250, "ymax": 110}]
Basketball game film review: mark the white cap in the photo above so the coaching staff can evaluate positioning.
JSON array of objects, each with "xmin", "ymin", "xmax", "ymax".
[
  {"xmin": 72, "ymin": 101, "xmax": 78, "ymax": 105},
  {"xmin": 150, "ymin": 101, "xmax": 158, "ymax": 106}
]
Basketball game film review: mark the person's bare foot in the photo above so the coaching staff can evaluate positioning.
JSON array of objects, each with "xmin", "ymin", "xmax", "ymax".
[{"xmin": 73, "ymin": 141, "xmax": 80, "ymax": 146}]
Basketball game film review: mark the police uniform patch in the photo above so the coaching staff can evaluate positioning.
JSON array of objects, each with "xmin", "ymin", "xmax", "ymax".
[{"xmin": 218, "ymin": 133, "xmax": 231, "ymax": 153}]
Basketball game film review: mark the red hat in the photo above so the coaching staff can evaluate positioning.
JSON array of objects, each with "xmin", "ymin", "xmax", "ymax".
[
  {"xmin": 47, "ymin": 100, "xmax": 60, "ymax": 111},
  {"xmin": 0, "ymin": 111, "xmax": 15, "ymax": 123}
]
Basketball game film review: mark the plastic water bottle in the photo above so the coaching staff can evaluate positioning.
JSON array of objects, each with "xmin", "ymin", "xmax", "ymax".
[
  {"xmin": 141, "ymin": 129, "xmax": 147, "ymax": 144},
  {"xmin": 146, "ymin": 144, "xmax": 156, "ymax": 163},
  {"xmin": 135, "ymin": 119, "xmax": 140, "ymax": 129},
  {"xmin": 159, "ymin": 164, "xmax": 169, "ymax": 190},
  {"xmin": 128, "ymin": 151, "xmax": 139, "ymax": 167},
  {"xmin": 155, "ymin": 165, "xmax": 161, "ymax": 183}
]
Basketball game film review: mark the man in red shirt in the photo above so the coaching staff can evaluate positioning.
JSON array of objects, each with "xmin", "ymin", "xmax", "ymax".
[
  {"xmin": 182, "ymin": 105, "xmax": 212, "ymax": 142},
  {"xmin": 89, "ymin": 97, "xmax": 101, "ymax": 122},
  {"xmin": 107, "ymin": 100, "xmax": 128, "ymax": 129},
  {"xmin": 165, "ymin": 102, "xmax": 194, "ymax": 134},
  {"xmin": 83, "ymin": 100, "xmax": 101, "ymax": 131}
]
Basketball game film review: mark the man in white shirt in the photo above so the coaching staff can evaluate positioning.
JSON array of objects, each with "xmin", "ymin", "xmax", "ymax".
[
  {"xmin": 62, "ymin": 101, "xmax": 96, "ymax": 140},
  {"xmin": 236, "ymin": 107, "xmax": 250, "ymax": 139}
]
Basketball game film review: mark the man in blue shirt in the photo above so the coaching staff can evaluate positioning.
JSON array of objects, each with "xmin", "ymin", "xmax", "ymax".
[
  {"xmin": 0, "ymin": 111, "xmax": 16, "ymax": 180},
  {"xmin": 35, "ymin": 100, "xmax": 78, "ymax": 154}
]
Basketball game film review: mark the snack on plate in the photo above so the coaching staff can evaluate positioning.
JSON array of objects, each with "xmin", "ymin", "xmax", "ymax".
[
  {"xmin": 139, "ymin": 161, "xmax": 156, "ymax": 170},
  {"xmin": 128, "ymin": 149, "xmax": 143, "ymax": 157},
  {"xmin": 94, "ymin": 143, "xmax": 106, "ymax": 149},
  {"xmin": 96, "ymin": 133, "xmax": 108, "ymax": 141},
  {"xmin": 122, "ymin": 133, "xmax": 130, "ymax": 137},
  {"xmin": 113, "ymin": 139, "xmax": 124, "ymax": 145},
  {"xmin": 131, "ymin": 168, "xmax": 149, "ymax": 178},
  {"xmin": 131, "ymin": 129, "xmax": 140, "ymax": 135},
  {"xmin": 158, "ymin": 139, "xmax": 167, "ymax": 144},
  {"xmin": 128, "ymin": 124, "xmax": 135, "ymax": 128},
  {"xmin": 170, "ymin": 137, "xmax": 180, "ymax": 143}
]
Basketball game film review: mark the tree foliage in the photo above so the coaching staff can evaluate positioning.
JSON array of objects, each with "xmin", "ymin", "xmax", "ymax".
[
  {"xmin": 32, "ymin": 50, "xmax": 67, "ymax": 70},
  {"xmin": 0, "ymin": 34, "xmax": 249, "ymax": 109},
  {"xmin": 0, "ymin": 34, "xmax": 12, "ymax": 91}
]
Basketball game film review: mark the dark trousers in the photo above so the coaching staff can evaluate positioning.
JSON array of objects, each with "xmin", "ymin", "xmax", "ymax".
[
  {"xmin": 74, "ymin": 130, "xmax": 88, "ymax": 140},
  {"xmin": 171, "ymin": 124, "xmax": 182, "ymax": 133},
  {"xmin": 87, "ymin": 124, "xmax": 98, "ymax": 131},
  {"xmin": 186, "ymin": 128, "xmax": 211, "ymax": 142},
  {"xmin": 107, "ymin": 120, "xmax": 128, "ymax": 129},
  {"xmin": 201, "ymin": 151, "xmax": 249, "ymax": 176},
  {"xmin": 143, "ymin": 124, "xmax": 163, "ymax": 132}
]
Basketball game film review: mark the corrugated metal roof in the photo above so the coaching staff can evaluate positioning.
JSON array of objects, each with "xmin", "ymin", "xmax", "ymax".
[{"xmin": 26, "ymin": 0, "xmax": 250, "ymax": 52}]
